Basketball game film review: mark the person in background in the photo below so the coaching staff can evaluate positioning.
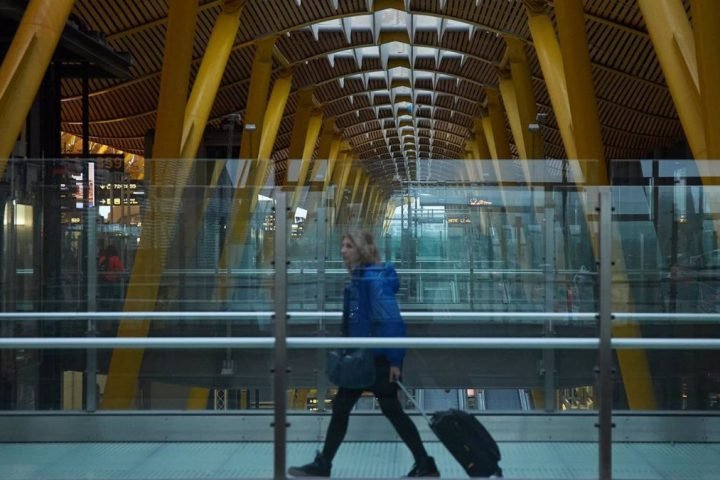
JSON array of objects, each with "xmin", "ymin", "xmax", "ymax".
[
  {"xmin": 288, "ymin": 230, "xmax": 440, "ymax": 478},
  {"xmin": 98, "ymin": 244, "xmax": 124, "ymax": 311}
]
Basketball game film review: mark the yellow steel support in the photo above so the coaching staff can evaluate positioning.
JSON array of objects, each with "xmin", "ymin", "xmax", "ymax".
[
  {"xmin": 311, "ymin": 118, "xmax": 337, "ymax": 187},
  {"xmin": 357, "ymin": 176, "xmax": 371, "ymax": 221},
  {"xmin": 180, "ymin": 1, "xmax": 245, "ymax": 159},
  {"xmin": 506, "ymin": 37, "xmax": 541, "ymax": 159},
  {"xmin": 497, "ymin": 68, "xmax": 531, "ymax": 183},
  {"xmin": 221, "ymin": 69, "xmax": 294, "ymax": 271},
  {"xmin": 350, "ymin": 168, "xmax": 363, "ymax": 206},
  {"xmin": 363, "ymin": 187, "xmax": 377, "ymax": 224},
  {"xmin": 186, "ymin": 387, "xmax": 209, "ymax": 409},
  {"xmin": 554, "ymin": 0, "xmax": 606, "ymax": 183},
  {"xmin": 103, "ymin": 0, "xmax": 199, "ymax": 409},
  {"xmin": 0, "ymin": 0, "xmax": 76, "ymax": 174},
  {"xmin": 241, "ymin": 36, "xmax": 277, "ymax": 159},
  {"xmin": 335, "ymin": 155, "xmax": 354, "ymax": 218},
  {"xmin": 322, "ymin": 137, "xmax": 343, "ymax": 192},
  {"xmin": 174, "ymin": 0, "xmax": 246, "ymax": 266},
  {"xmin": 691, "ymin": 0, "xmax": 720, "ymax": 159},
  {"xmin": 637, "ymin": 0, "xmax": 704, "ymax": 159},
  {"xmin": 527, "ymin": 0, "xmax": 656, "ymax": 410},
  {"xmin": 287, "ymin": 88, "xmax": 316, "ymax": 176},
  {"xmin": 291, "ymin": 108, "xmax": 324, "ymax": 207},
  {"xmin": 524, "ymin": 4, "xmax": 579, "ymax": 164},
  {"xmin": 483, "ymin": 88, "xmax": 512, "ymax": 160}
]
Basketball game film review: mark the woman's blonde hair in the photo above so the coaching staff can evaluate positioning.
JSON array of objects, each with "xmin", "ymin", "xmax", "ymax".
[{"xmin": 342, "ymin": 229, "xmax": 380, "ymax": 265}]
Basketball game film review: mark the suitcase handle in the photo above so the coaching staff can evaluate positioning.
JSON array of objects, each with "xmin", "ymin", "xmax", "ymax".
[{"xmin": 395, "ymin": 380, "xmax": 432, "ymax": 425}]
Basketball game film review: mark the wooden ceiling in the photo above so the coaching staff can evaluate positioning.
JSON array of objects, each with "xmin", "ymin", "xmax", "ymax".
[{"xmin": 60, "ymin": 0, "xmax": 687, "ymax": 184}]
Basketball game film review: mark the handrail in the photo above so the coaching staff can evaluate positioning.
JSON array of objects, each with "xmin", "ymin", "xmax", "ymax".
[
  {"xmin": 1, "ymin": 336, "xmax": 719, "ymax": 350},
  {"xmin": 2, "ymin": 311, "xmax": 719, "ymax": 322}
]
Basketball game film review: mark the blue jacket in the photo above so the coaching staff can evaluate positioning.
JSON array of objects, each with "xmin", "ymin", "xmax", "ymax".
[{"xmin": 343, "ymin": 263, "xmax": 405, "ymax": 367}]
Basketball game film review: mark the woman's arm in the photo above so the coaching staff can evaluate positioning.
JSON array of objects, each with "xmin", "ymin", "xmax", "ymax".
[{"xmin": 369, "ymin": 276, "xmax": 405, "ymax": 367}]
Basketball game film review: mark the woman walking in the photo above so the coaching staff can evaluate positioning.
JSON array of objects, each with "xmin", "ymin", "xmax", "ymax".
[{"xmin": 288, "ymin": 230, "xmax": 440, "ymax": 477}]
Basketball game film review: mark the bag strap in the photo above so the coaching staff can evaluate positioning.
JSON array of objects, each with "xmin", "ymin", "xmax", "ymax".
[{"xmin": 396, "ymin": 380, "xmax": 431, "ymax": 425}]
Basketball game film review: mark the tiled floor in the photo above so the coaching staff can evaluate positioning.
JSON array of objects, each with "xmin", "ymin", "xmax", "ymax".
[{"xmin": 1, "ymin": 441, "xmax": 719, "ymax": 479}]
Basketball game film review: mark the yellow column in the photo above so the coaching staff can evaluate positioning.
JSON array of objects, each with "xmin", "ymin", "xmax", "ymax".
[
  {"xmin": 362, "ymin": 187, "xmax": 377, "ymax": 224},
  {"xmin": 506, "ymin": 37, "xmax": 541, "ymax": 159},
  {"xmin": 357, "ymin": 176, "xmax": 371, "ymax": 220},
  {"xmin": 527, "ymin": 0, "xmax": 656, "ymax": 410},
  {"xmin": 323, "ymin": 138, "xmax": 343, "ymax": 193},
  {"xmin": 350, "ymin": 168, "xmax": 364, "ymax": 205},
  {"xmin": 180, "ymin": 1, "xmax": 245, "ymax": 159},
  {"xmin": 291, "ymin": 108, "xmax": 324, "ymax": 207},
  {"xmin": 220, "ymin": 69, "xmax": 294, "ymax": 278},
  {"xmin": 524, "ymin": 3, "xmax": 579, "ymax": 163},
  {"xmin": 334, "ymin": 154, "xmax": 354, "ymax": 221},
  {"xmin": 484, "ymin": 88, "xmax": 512, "ymax": 160},
  {"xmin": 103, "ymin": 0, "xmax": 199, "ymax": 409},
  {"xmin": 0, "ymin": 0, "xmax": 76, "ymax": 173},
  {"xmin": 554, "ymin": 0, "xmax": 606, "ymax": 183},
  {"xmin": 497, "ymin": 67, "xmax": 531, "ymax": 183},
  {"xmin": 691, "ymin": 0, "xmax": 720, "ymax": 159},
  {"xmin": 241, "ymin": 36, "xmax": 277, "ymax": 159},
  {"xmin": 636, "ymin": 0, "xmax": 705, "ymax": 159},
  {"xmin": 287, "ymin": 88, "xmax": 316, "ymax": 167}
]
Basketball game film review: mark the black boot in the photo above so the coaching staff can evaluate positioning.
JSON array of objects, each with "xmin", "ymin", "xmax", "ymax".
[
  {"xmin": 406, "ymin": 456, "xmax": 440, "ymax": 477},
  {"xmin": 288, "ymin": 451, "xmax": 332, "ymax": 477}
]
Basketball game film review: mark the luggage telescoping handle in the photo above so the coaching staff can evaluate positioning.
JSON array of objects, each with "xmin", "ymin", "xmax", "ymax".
[{"xmin": 395, "ymin": 380, "xmax": 432, "ymax": 425}]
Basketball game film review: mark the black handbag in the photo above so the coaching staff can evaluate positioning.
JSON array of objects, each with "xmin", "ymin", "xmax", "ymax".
[{"xmin": 326, "ymin": 348, "xmax": 376, "ymax": 389}]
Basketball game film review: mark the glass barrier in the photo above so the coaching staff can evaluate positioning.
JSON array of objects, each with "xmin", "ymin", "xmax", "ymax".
[
  {"xmin": 0, "ymin": 158, "xmax": 277, "ymax": 412},
  {"xmin": 3, "ymin": 157, "xmax": 720, "ymax": 480},
  {"xmin": 612, "ymin": 184, "xmax": 720, "ymax": 412}
]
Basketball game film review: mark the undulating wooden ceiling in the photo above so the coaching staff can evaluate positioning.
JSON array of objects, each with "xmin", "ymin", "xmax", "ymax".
[{"xmin": 59, "ymin": 0, "xmax": 687, "ymax": 185}]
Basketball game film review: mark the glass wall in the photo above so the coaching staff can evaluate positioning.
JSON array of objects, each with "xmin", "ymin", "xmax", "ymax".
[{"xmin": 1, "ymin": 158, "xmax": 719, "ymax": 480}]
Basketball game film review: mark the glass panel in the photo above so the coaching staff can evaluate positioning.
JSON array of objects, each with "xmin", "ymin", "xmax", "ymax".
[
  {"xmin": 612, "ymin": 183, "xmax": 720, "ymax": 411},
  {"xmin": 283, "ymin": 166, "xmax": 601, "ymax": 478},
  {"xmin": 0, "ymin": 158, "xmax": 275, "ymax": 412}
]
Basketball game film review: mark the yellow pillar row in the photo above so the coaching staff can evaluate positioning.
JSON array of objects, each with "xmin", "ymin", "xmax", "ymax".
[{"xmin": 0, "ymin": 0, "xmax": 76, "ymax": 174}]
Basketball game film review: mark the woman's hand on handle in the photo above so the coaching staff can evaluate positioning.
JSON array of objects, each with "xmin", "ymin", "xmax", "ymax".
[{"xmin": 389, "ymin": 366, "xmax": 401, "ymax": 382}]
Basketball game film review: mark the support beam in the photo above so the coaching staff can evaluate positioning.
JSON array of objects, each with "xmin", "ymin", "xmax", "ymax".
[
  {"xmin": 334, "ymin": 154, "xmax": 354, "ymax": 217},
  {"xmin": 180, "ymin": 1, "xmax": 245, "ymax": 159},
  {"xmin": 0, "ymin": 0, "xmax": 76, "ymax": 174},
  {"xmin": 483, "ymin": 88, "xmax": 512, "ymax": 160},
  {"xmin": 691, "ymin": 0, "xmax": 720, "ymax": 159},
  {"xmin": 524, "ymin": 3, "xmax": 579, "ymax": 164},
  {"xmin": 526, "ymin": 0, "xmax": 657, "ymax": 410},
  {"xmin": 241, "ymin": 36, "xmax": 277, "ymax": 160},
  {"xmin": 291, "ymin": 108, "xmax": 324, "ymax": 207},
  {"xmin": 103, "ymin": 0, "xmax": 199, "ymax": 409},
  {"xmin": 554, "ymin": 0, "xmax": 606, "ymax": 184},
  {"xmin": 219, "ymin": 69, "xmax": 294, "ymax": 287},
  {"xmin": 349, "ymin": 168, "xmax": 363, "ymax": 206},
  {"xmin": 636, "ymin": 0, "xmax": 705, "ymax": 159}
]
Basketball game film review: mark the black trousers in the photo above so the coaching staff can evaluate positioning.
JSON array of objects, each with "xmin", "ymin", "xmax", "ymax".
[{"xmin": 321, "ymin": 358, "xmax": 428, "ymax": 463}]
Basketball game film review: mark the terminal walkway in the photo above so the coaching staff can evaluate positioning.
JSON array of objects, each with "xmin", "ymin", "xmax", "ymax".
[{"xmin": 2, "ymin": 440, "xmax": 718, "ymax": 479}]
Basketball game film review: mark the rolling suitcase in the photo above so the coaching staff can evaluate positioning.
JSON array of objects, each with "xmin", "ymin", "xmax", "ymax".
[{"xmin": 397, "ymin": 382, "xmax": 503, "ymax": 478}]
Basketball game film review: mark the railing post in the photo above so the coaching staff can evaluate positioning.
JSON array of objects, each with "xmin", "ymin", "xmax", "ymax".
[
  {"xmin": 598, "ymin": 187, "xmax": 613, "ymax": 480},
  {"xmin": 543, "ymin": 194, "xmax": 556, "ymax": 412},
  {"xmin": 315, "ymin": 201, "xmax": 328, "ymax": 411},
  {"xmin": 273, "ymin": 191, "xmax": 288, "ymax": 480}
]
